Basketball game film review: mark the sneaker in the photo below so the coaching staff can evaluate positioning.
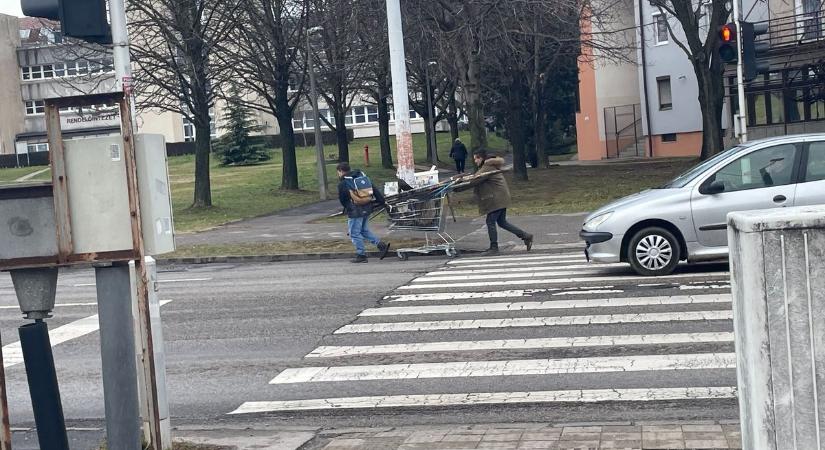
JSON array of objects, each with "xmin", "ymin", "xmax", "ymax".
[
  {"xmin": 378, "ymin": 242, "xmax": 391, "ymax": 260},
  {"xmin": 482, "ymin": 246, "xmax": 500, "ymax": 256},
  {"xmin": 351, "ymin": 254, "xmax": 368, "ymax": 263},
  {"xmin": 523, "ymin": 234, "xmax": 534, "ymax": 252}
]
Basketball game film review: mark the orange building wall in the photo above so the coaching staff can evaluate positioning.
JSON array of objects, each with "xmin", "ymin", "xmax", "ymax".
[
  {"xmin": 575, "ymin": 57, "xmax": 605, "ymax": 161},
  {"xmin": 652, "ymin": 131, "xmax": 703, "ymax": 158}
]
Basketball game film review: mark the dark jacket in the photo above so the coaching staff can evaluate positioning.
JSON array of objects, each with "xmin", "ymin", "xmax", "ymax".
[
  {"xmin": 338, "ymin": 170, "xmax": 385, "ymax": 218},
  {"xmin": 473, "ymin": 157, "xmax": 510, "ymax": 215},
  {"xmin": 449, "ymin": 141, "xmax": 468, "ymax": 160}
]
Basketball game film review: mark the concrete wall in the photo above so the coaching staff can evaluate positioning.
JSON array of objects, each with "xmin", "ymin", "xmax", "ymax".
[{"xmin": 0, "ymin": 14, "xmax": 24, "ymax": 155}]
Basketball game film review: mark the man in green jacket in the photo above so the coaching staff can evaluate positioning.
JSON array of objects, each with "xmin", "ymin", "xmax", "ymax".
[{"xmin": 470, "ymin": 149, "xmax": 533, "ymax": 255}]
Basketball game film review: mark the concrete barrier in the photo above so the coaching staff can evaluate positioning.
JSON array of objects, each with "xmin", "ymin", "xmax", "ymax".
[{"xmin": 728, "ymin": 205, "xmax": 825, "ymax": 450}]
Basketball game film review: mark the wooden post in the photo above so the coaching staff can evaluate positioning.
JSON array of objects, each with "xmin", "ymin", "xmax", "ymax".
[
  {"xmin": 0, "ymin": 334, "xmax": 12, "ymax": 450},
  {"xmin": 45, "ymin": 104, "xmax": 73, "ymax": 263}
]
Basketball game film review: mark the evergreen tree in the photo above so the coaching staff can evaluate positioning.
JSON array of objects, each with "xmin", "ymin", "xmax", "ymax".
[{"xmin": 216, "ymin": 94, "xmax": 271, "ymax": 166}]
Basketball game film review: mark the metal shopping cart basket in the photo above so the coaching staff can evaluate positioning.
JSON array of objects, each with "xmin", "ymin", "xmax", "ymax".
[{"xmin": 384, "ymin": 185, "xmax": 458, "ymax": 261}]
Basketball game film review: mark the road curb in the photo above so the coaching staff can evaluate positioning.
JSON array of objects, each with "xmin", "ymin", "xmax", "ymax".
[{"xmin": 156, "ymin": 243, "xmax": 585, "ymax": 266}]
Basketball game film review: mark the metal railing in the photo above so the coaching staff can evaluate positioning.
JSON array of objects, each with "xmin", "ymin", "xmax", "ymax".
[{"xmin": 604, "ymin": 104, "xmax": 644, "ymax": 159}]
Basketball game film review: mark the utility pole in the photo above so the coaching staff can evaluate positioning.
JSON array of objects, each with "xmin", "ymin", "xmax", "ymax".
[
  {"xmin": 307, "ymin": 27, "xmax": 329, "ymax": 200},
  {"xmin": 109, "ymin": 1, "xmax": 169, "ymax": 448},
  {"xmin": 733, "ymin": 0, "xmax": 748, "ymax": 143},
  {"xmin": 386, "ymin": 0, "xmax": 415, "ymax": 184}
]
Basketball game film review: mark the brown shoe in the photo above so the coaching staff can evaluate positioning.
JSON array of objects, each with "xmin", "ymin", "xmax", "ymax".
[{"xmin": 523, "ymin": 234, "xmax": 534, "ymax": 252}]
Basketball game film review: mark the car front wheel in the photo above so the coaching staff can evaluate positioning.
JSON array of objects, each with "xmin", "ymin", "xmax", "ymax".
[{"xmin": 627, "ymin": 227, "xmax": 681, "ymax": 276}]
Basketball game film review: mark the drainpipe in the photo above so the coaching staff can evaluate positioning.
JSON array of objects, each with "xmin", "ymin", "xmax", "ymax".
[{"xmin": 639, "ymin": 0, "xmax": 655, "ymax": 158}]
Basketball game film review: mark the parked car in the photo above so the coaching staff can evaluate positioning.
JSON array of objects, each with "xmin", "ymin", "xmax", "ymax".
[{"xmin": 580, "ymin": 134, "xmax": 825, "ymax": 276}]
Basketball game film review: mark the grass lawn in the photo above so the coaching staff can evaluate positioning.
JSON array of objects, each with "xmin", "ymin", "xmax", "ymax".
[
  {"xmin": 0, "ymin": 166, "xmax": 50, "ymax": 185},
  {"xmin": 170, "ymin": 130, "xmax": 509, "ymax": 232},
  {"xmin": 448, "ymin": 158, "xmax": 698, "ymax": 216}
]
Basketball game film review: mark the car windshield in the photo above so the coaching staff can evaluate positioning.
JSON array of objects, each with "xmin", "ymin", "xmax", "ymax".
[{"xmin": 657, "ymin": 145, "xmax": 748, "ymax": 188}]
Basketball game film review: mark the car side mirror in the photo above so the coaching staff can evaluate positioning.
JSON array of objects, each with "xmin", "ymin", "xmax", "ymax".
[{"xmin": 702, "ymin": 180, "xmax": 726, "ymax": 195}]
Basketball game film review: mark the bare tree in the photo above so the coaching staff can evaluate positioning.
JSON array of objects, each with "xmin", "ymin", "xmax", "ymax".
[
  {"xmin": 650, "ymin": 0, "xmax": 730, "ymax": 159},
  {"xmin": 309, "ymin": 0, "xmax": 371, "ymax": 163},
  {"xmin": 225, "ymin": 0, "xmax": 309, "ymax": 190},
  {"xmin": 129, "ymin": 0, "xmax": 239, "ymax": 207}
]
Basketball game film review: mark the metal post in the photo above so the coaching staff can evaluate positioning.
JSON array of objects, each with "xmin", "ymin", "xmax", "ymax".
[
  {"xmin": 425, "ymin": 62, "xmax": 438, "ymax": 164},
  {"xmin": 110, "ymin": 2, "xmax": 167, "ymax": 446},
  {"xmin": 19, "ymin": 322, "xmax": 68, "ymax": 450},
  {"xmin": 733, "ymin": 0, "xmax": 748, "ymax": 143},
  {"xmin": 95, "ymin": 264, "xmax": 142, "ymax": 450},
  {"xmin": 0, "ymin": 334, "xmax": 11, "ymax": 450},
  {"xmin": 307, "ymin": 28, "xmax": 329, "ymax": 200},
  {"xmin": 386, "ymin": 0, "xmax": 415, "ymax": 184}
]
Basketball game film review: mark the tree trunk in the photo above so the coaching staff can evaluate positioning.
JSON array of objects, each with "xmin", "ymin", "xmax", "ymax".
[
  {"xmin": 535, "ymin": 102, "xmax": 548, "ymax": 169},
  {"xmin": 423, "ymin": 111, "xmax": 435, "ymax": 164},
  {"xmin": 334, "ymin": 109, "xmax": 350, "ymax": 162},
  {"xmin": 506, "ymin": 76, "xmax": 528, "ymax": 181},
  {"xmin": 694, "ymin": 62, "xmax": 725, "ymax": 160},
  {"xmin": 447, "ymin": 91, "xmax": 459, "ymax": 142},
  {"xmin": 192, "ymin": 120, "xmax": 212, "ymax": 208},
  {"xmin": 465, "ymin": 53, "xmax": 487, "ymax": 153},
  {"xmin": 377, "ymin": 85, "xmax": 393, "ymax": 169},
  {"xmin": 275, "ymin": 105, "xmax": 300, "ymax": 190}
]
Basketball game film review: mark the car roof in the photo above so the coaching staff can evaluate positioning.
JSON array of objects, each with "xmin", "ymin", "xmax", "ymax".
[{"xmin": 744, "ymin": 133, "xmax": 825, "ymax": 148}]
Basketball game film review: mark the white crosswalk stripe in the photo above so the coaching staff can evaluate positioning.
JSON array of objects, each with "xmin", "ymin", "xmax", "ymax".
[{"xmin": 230, "ymin": 251, "xmax": 736, "ymax": 415}]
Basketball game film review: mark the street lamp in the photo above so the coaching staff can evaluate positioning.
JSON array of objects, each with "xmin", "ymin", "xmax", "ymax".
[
  {"xmin": 307, "ymin": 26, "xmax": 329, "ymax": 200},
  {"xmin": 425, "ymin": 60, "xmax": 438, "ymax": 164}
]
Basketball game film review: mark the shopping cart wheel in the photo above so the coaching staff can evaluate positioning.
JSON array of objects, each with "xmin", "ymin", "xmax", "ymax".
[
  {"xmin": 398, "ymin": 252, "xmax": 409, "ymax": 261},
  {"xmin": 446, "ymin": 248, "xmax": 460, "ymax": 258}
]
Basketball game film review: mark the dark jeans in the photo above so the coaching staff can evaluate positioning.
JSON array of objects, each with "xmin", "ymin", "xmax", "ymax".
[
  {"xmin": 454, "ymin": 158, "xmax": 466, "ymax": 173},
  {"xmin": 486, "ymin": 208, "xmax": 528, "ymax": 246}
]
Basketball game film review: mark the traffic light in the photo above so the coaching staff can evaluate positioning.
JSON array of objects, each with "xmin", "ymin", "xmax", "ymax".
[
  {"xmin": 717, "ymin": 23, "xmax": 738, "ymax": 63},
  {"xmin": 21, "ymin": 0, "xmax": 112, "ymax": 44},
  {"xmin": 741, "ymin": 21, "xmax": 770, "ymax": 81}
]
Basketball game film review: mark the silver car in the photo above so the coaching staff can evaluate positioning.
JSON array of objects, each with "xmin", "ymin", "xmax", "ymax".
[{"xmin": 580, "ymin": 134, "xmax": 825, "ymax": 276}]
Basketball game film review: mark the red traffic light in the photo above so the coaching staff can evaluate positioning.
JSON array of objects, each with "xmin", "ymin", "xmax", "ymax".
[{"xmin": 720, "ymin": 24, "xmax": 736, "ymax": 42}]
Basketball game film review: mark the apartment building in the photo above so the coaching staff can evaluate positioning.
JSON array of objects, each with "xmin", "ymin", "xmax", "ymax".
[{"xmin": 576, "ymin": 0, "xmax": 825, "ymax": 160}]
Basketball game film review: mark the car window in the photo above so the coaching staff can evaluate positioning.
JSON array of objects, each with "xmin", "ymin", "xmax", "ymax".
[
  {"xmin": 710, "ymin": 144, "xmax": 798, "ymax": 192},
  {"xmin": 658, "ymin": 145, "xmax": 747, "ymax": 188},
  {"xmin": 805, "ymin": 142, "xmax": 825, "ymax": 183}
]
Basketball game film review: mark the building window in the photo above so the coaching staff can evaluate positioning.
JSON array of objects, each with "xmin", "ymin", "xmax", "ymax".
[
  {"xmin": 662, "ymin": 133, "xmax": 677, "ymax": 142},
  {"xmin": 367, "ymin": 106, "xmax": 379, "ymax": 122},
  {"xmin": 653, "ymin": 13, "xmax": 669, "ymax": 45},
  {"xmin": 25, "ymin": 100, "xmax": 45, "ymax": 115},
  {"xmin": 409, "ymin": 109, "xmax": 419, "ymax": 119},
  {"xmin": 182, "ymin": 110, "xmax": 216, "ymax": 141},
  {"xmin": 657, "ymin": 77, "xmax": 672, "ymax": 110},
  {"xmin": 26, "ymin": 143, "xmax": 49, "ymax": 153}
]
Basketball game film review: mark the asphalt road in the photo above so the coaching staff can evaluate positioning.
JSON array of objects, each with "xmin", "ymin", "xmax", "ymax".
[{"xmin": 0, "ymin": 251, "xmax": 736, "ymax": 449}]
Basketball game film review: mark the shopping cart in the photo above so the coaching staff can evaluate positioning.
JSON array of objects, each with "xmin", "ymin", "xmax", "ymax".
[{"xmin": 384, "ymin": 184, "xmax": 458, "ymax": 261}]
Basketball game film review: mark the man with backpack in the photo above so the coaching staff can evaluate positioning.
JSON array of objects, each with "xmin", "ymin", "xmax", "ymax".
[
  {"xmin": 337, "ymin": 162, "xmax": 391, "ymax": 263},
  {"xmin": 449, "ymin": 138, "xmax": 468, "ymax": 173}
]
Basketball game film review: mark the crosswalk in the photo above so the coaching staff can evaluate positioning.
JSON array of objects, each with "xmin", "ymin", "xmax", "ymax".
[{"xmin": 230, "ymin": 252, "xmax": 735, "ymax": 417}]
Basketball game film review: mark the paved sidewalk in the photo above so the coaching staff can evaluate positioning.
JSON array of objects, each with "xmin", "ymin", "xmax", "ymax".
[{"xmin": 174, "ymin": 422, "xmax": 742, "ymax": 449}]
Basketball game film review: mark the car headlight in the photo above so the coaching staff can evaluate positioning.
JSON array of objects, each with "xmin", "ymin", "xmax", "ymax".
[{"xmin": 583, "ymin": 212, "xmax": 613, "ymax": 231}]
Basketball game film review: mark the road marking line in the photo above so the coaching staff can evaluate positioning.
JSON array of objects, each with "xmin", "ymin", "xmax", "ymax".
[
  {"xmin": 447, "ymin": 259, "xmax": 587, "ymax": 269},
  {"xmin": 270, "ymin": 353, "xmax": 737, "ymax": 384},
  {"xmin": 429, "ymin": 263, "xmax": 627, "ymax": 275},
  {"xmin": 229, "ymin": 386, "xmax": 737, "ymax": 414},
  {"xmin": 360, "ymin": 294, "xmax": 731, "ymax": 316},
  {"xmin": 73, "ymin": 278, "xmax": 211, "ymax": 287},
  {"xmin": 398, "ymin": 272, "xmax": 730, "ymax": 290},
  {"xmin": 336, "ymin": 310, "xmax": 732, "ymax": 334},
  {"xmin": 386, "ymin": 290, "xmax": 545, "ymax": 303},
  {"xmin": 306, "ymin": 332, "xmax": 735, "ymax": 358},
  {"xmin": 552, "ymin": 290, "xmax": 624, "ymax": 296},
  {"xmin": 0, "ymin": 302, "xmax": 98, "ymax": 310},
  {"xmin": 680, "ymin": 284, "xmax": 730, "ymax": 290},
  {"xmin": 2, "ymin": 300, "xmax": 172, "ymax": 369},
  {"xmin": 448, "ymin": 254, "xmax": 584, "ymax": 265},
  {"xmin": 414, "ymin": 269, "xmax": 620, "ymax": 282}
]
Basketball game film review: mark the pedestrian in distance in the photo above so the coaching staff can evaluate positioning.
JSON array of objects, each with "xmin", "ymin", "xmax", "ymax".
[
  {"xmin": 465, "ymin": 149, "xmax": 533, "ymax": 256},
  {"xmin": 337, "ymin": 162, "xmax": 391, "ymax": 263},
  {"xmin": 449, "ymin": 138, "xmax": 468, "ymax": 173}
]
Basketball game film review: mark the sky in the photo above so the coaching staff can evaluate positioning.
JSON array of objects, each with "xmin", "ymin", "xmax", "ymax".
[{"xmin": 0, "ymin": 3, "xmax": 23, "ymax": 17}]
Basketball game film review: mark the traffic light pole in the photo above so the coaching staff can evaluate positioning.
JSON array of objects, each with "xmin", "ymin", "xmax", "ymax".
[
  {"xmin": 109, "ymin": 1, "xmax": 170, "ymax": 449},
  {"xmin": 733, "ymin": 0, "xmax": 748, "ymax": 143}
]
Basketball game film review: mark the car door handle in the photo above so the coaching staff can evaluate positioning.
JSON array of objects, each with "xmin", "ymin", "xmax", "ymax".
[{"xmin": 773, "ymin": 195, "xmax": 787, "ymax": 203}]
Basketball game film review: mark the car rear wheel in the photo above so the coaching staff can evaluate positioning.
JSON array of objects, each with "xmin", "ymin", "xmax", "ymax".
[{"xmin": 627, "ymin": 227, "xmax": 680, "ymax": 276}]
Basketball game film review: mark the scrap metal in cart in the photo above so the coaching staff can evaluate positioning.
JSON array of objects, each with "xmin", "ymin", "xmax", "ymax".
[{"xmin": 384, "ymin": 182, "xmax": 458, "ymax": 260}]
